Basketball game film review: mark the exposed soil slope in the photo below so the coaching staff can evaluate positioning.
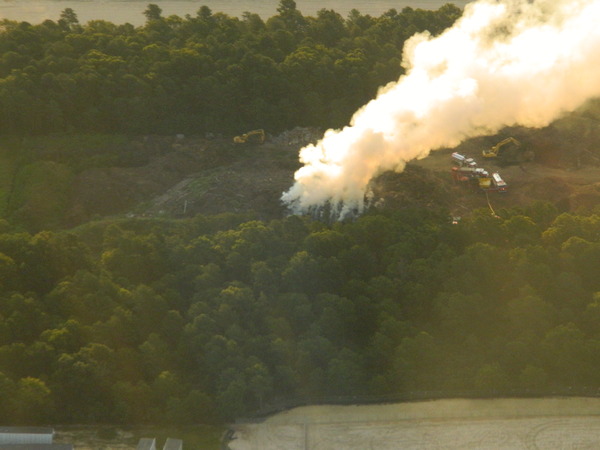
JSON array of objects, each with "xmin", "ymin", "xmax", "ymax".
[
  {"xmin": 66, "ymin": 135, "xmax": 302, "ymax": 225},
  {"xmin": 407, "ymin": 127, "xmax": 600, "ymax": 218},
  {"xmin": 63, "ymin": 122, "xmax": 600, "ymax": 227}
]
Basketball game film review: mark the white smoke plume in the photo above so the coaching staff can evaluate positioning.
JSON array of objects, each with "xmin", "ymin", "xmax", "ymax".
[{"xmin": 282, "ymin": 0, "xmax": 600, "ymax": 218}]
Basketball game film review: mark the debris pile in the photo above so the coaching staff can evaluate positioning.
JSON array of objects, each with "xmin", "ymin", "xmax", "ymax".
[{"xmin": 271, "ymin": 127, "xmax": 322, "ymax": 148}]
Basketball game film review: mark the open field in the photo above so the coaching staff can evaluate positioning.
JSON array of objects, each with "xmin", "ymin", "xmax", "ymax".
[{"xmin": 228, "ymin": 398, "xmax": 600, "ymax": 449}]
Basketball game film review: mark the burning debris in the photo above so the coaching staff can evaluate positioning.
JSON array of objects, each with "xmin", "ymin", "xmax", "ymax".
[{"xmin": 283, "ymin": 0, "xmax": 600, "ymax": 219}]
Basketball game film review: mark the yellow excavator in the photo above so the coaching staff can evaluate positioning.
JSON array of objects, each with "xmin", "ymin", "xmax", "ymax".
[
  {"xmin": 233, "ymin": 129, "xmax": 266, "ymax": 144},
  {"xmin": 482, "ymin": 137, "xmax": 534, "ymax": 164}
]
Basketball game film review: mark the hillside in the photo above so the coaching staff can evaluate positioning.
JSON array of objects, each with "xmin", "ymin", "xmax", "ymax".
[
  {"xmin": 0, "ymin": 132, "xmax": 304, "ymax": 231},
  {"xmin": 62, "ymin": 122, "xmax": 600, "ymax": 227},
  {"xmin": 66, "ymin": 130, "xmax": 313, "ymax": 225},
  {"xmin": 3, "ymin": 111, "xmax": 600, "ymax": 233},
  {"xmin": 80, "ymin": 112, "xmax": 600, "ymax": 225}
]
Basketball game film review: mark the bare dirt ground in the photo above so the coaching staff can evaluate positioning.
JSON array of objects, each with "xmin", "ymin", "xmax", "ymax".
[
  {"xmin": 67, "ymin": 133, "xmax": 303, "ymax": 225},
  {"xmin": 229, "ymin": 397, "xmax": 600, "ymax": 449},
  {"xmin": 401, "ymin": 138, "xmax": 600, "ymax": 218},
  {"xmin": 66, "ymin": 124, "xmax": 600, "ymax": 226}
]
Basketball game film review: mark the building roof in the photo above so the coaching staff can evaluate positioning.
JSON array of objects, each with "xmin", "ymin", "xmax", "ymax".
[
  {"xmin": 137, "ymin": 438, "xmax": 156, "ymax": 450},
  {"xmin": 0, "ymin": 429, "xmax": 53, "ymax": 436},
  {"xmin": 163, "ymin": 438, "xmax": 182, "ymax": 450},
  {"xmin": 0, "ymin": 446, "xmax": 72, "ymax": 450}
]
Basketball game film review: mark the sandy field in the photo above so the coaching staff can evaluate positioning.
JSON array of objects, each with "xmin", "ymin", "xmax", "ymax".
[{"xmin": 228, "ymin": 398, "xmax": 600, "ymax": 449}]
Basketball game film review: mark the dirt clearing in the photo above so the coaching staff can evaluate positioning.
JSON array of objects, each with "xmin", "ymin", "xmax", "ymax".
[
  {"xmin": 229, "ymin": 398, "xmax": 600, "ymax": 449},
  {"xmin": 59, "ymin": 124, "xmax": 600, "ymax": 226}
]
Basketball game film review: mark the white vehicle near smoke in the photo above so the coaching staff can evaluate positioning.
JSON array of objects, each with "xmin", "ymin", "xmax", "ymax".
[
  {"xmin": 451, "ymin": 152, "xmax": 477, "ymax": 168},
  {"xmin": 491, "ymin": 172, "xmax": 507, "ymax": 192}
]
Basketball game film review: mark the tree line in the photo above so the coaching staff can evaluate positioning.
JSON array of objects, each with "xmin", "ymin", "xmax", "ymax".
[
  {"xmin": 2, "ymin": 203, "xmax": 600, "ymax": 424},
  {"xmin": 0, "ymin": 1, "xmax": 462, "ymax": 136}
]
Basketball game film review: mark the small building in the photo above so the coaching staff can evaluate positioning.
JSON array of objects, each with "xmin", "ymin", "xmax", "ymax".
[
  {"xmin": 0, "ymin": 428, "xmax": 54, "ymax": 445},
  {"xmin": 163, "ymin": 438, "xmax": 182, "ymax": 450},
  {"xmin": 0, "ymin": 445, "xmax": 73, "ymax": 450},
  {"xmin": 137, "ymin": 438, "xmax": 156, "ymax": 450}
]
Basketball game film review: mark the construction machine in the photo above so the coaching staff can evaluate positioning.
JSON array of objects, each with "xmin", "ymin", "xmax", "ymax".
[
  {"xmin": 482, "ymin": 137, "xmax": 534, "ymax": 164},
  {"xmin": 233, "ymin": 129, "xmax": 266, "ymax": 144}
]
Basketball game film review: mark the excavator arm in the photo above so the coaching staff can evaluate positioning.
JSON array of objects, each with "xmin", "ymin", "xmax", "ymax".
[
  {"xmin": 482, "ymin": 137, "xmax": 521, "ymax": 158},
  {"xmin": 233, "ymin": 129, "xmax": 266, "ymax": 144}
]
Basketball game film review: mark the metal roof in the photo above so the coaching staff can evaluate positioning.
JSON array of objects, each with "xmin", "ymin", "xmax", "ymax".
[
  {"xmin": 0, "ymin": 446, "xmax": 73, "ymax": 450},
  {"xmin": 163, "ymin": 438, "xmax": 183, "ymax": 450},
  {"xmin": 0, "ymin": 429, "xmax": 53, "ymax": 436},
  {"xmin": 137, "ymin": 438, "xmax": 156, "ymax": 450}
]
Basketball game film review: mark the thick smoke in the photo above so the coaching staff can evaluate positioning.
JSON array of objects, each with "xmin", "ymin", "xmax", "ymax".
[{"xmin": 282, "ymin": 0, "xmax": 600, "ymax": 218}]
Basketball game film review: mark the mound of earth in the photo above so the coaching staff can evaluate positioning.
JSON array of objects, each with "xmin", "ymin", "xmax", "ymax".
[
  {"xmin": 141, "ymin": 141, "xmax": 300, "ymax": 220},
  {"xmin": 66, "ymin": 136, "xmax": 302, "ymax": 225}
]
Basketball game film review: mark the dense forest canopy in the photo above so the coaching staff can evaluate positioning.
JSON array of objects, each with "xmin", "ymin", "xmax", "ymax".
[
  {"xmin": 0, "ymin": 1, "xmax": 461, "ymax": 135},
  {"xmin": 4, "ymin": 203, "xmax": 600, "ymax": 424}
]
